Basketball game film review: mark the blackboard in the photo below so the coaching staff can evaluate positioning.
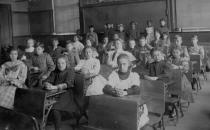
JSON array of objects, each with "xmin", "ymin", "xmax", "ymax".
[
  {"xmin": 83, "ymin": 1, "xmax": 166, "ymax": 32},
  {"xmin": 176, "ymin": 0, "xmax": 210, "ymax": 31}
]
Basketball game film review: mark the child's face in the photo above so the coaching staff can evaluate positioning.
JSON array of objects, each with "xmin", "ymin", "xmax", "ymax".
[
  {"xmin": 85, "ymin": 48, "xmax": 93, "ymax": 59},
  {"xmin": 86, "ymin": 40, "xmax": 92, "ymax": 47},
  {"xmin": 163, "ymin": 34, "xmax": 168, "ymax": 39},
  {"xmin": 119, "ymin": 26, "xmax": 124, "ymax": 32},
  {"xmin": 131, "ymin": 23, "xmax": 136, "ymax": 29},
  {"xmin": 57, "ymin": 58, "xmax": 67, "ymax": 71},
  {"xmin": 74, "ymin": 36, "xmax": 79, "ymax": 42},
  {"xmin": 90, "ymin": 27, "xmax": 94, "ymax": 32},
  {"xmin": 172, "ymin": 49, "xmax": 181, "ymax": 59},
  {"xmin": 113, "ymin": 34, "xmax": 119, "ymax": 40},
  {"xmin": 160, "ymin": 20, "xmax": 166, "ymax": 26},
  {"xmin": 115, "ymin": 41, "xmax": 123, "ymax": 50},
  {"xmin": 139, "ymin": 38, "xmax": 146, "ymax": 47},
  {"xmin": 27, "ymin": 39, "xmax": 34, "ymax": 48},
  {"xmin": 118, "ymin": 58, "xmax": 130, "ymax": 73},
  {"xmin": 66, "ymin": 44, "xmax": 73, "ymax": 52},
  {"xmin": 153, "ymin": 50, "xmax": 162, "ymax": 62},
  {"xmin": 52, "ymin": 40, "xmax": 59, "ymax": 47},
  {"xmin": 175, "ymin": 37, "xmax": 182, "ymax": 46},
  {"xmin": 129, "ymin": 40, "xmax": 135, "ymax": 49},
  {"xmin": 35, "ymin": 46, "xmax": 44, "ymax": 55},
  {"xmin": 103, "ymin": 37, "xmax": 108, "ymax": 44},
  {"xmin": 10, "ymin": 50, "xmax": 18, "ymax": 61},
  {"xmin": 147, "ymin": 21, "xmax": 152, "ymax": 27},
  {"xmin": 155, "ymin": 32, "xmax": 161, "ymax": 39},
  {"xmin": 191, "ymin": 37, "xmax": 198, "ymax": 46}
]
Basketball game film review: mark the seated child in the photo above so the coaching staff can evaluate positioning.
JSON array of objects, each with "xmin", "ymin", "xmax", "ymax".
[
  {"xmin": 21, "ymin": 38, "xmax": 36, "ymax": 67},
  {"xmin": 23, "ymin": 38, "xmax": 35, "ymax": 59},
  {"xmin": 136, "ymin": 36, "xmax": 153, "ymax": 66},
  {"xmin": 65, "ymin": 41, "xmax": 80, "ymax": 67},
  {"xmin": 168, "ymin": 48, "xmax": 189, "ymax": 72},
  {"xmin": 144, "ymin": 49, "xmax": 169, "ymax": 81},
  {"xmin": 150, "ymin": 30, "xmax": 164, "ymax": 52},
  {"xmin": 43, "ymin": 56, "xmax": 79, "ymax": 130},
  {"xmin": 170, "ymin": 35, "xmax": 190, "ymax": 61},
  {"xmin": 145, "ymin": 20, "xmax": 155, "ymax": 45},
  {"xmin": 72, "ymin": 35, "xmax": 84, "ymax": 55},
  {"xmin": 86, "ymin": 25, "xmax": 99, "ymax": 48},
  {"xmin": 126, "ymin": 39, "xmax": 139, "ymax": 58},
  {"xmin": 188, "ymin": 35, "xmax": 205, "ymax": 64},
  {"xmin": 0, "ymin": 47, "xmax": 27, "ymax": 109},
  {"xmin": 127, "ymin": 21, "xmax": 140, "ymax": 40},
  {"xmin": 82, "ymin": 39, "xmax": 98, "ymax": 58},
  {"xmin": 75, "ymin": 47, "xmax": 107, "ymax": 96},
  {"xmin": 49, "ymin": 38, "xmax": 66, "ymax": 62},
  {"xmin": 158, "ymin": 18, "xmax": 169, "ymax": 35},
  {"xmin": 103, "ymin": 54, "xmax": 149, "ymax": 129},
  {"xmin": 107, "ymin": 39, "xmax": 136, "ymax": 68},
  {"xmin": 117, "ymin": 24, "xmax": 126, "ymax": 41},
  {"xmin": 98, "ymin": 36, "xmax": 109, "ymax": 64},
  {"xmin": 161, "ymin": 32, "xmax": 171, "ymax": 56},
  {"xmin": 30, "ymin": 43, "xmax": 55, "ymax": 87}
]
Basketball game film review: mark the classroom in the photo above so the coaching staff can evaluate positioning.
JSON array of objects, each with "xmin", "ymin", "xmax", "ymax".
[{"xmin": 0, "ymin": 0, "xmax": 210, "ymax": 130}]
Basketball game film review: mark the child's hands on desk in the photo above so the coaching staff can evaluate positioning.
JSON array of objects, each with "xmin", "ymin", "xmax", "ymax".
[
  {"xmin": 44, "ymin": 82, "xmax": 58, "ymax": 90},
  {"xmin": 114, "ymin": 88, "xmax": 127, "ymax": 97},
  {"xmin": 144, "ymin": 75, "xmax": 158, "ymax": 81}
]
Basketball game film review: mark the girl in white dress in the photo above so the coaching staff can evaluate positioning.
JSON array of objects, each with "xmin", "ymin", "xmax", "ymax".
[
  {"xmin": 103, "ymin": 53, "xmax": 149, "ymax": 129},
  {"xmin": 75, "ymin": 47, "xmax": 107, "ymax": 96}
]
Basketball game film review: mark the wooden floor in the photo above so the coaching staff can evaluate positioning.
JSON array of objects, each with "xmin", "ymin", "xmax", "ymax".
[{"xmin": 166, "ymin": 74, "xmax": 210, "ymax": 130}]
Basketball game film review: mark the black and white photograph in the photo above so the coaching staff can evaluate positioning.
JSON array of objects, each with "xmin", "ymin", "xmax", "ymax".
[{"xmin": 0, "ymin": 0, "xmax": 210, "ymax": 130}]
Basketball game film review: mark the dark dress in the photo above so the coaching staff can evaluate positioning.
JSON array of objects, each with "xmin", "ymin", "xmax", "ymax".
[
  {"xmin": 45, "ymin": 68, "xmax": 78, "ymax": 113},
  {"xmin": 148, "ymin": 60, "xmax": 170, "ymax": 79}
]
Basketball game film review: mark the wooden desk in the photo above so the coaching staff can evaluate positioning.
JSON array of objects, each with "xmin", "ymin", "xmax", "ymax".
[
  {"xmin": 14, "ymin": 89, "xmax": 66, "ymax": 130},
  {"xmin": 86, "ymin": 95, "xmax": 151, "ymax": 130}
]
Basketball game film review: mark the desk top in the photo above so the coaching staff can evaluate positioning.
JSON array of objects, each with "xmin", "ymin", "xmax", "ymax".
[
  {"xmin": 90, "ymin": 95, "xmax": 152, "ymax": 106},
  {"xmin": 45, "ymin": 90, "xmax": 67, "ymax": 98}
]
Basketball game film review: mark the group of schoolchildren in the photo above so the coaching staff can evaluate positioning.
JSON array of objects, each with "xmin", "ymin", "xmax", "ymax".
[{"xmin": 0, "ymin": 18, "xmax": 205, "ymax": 130}]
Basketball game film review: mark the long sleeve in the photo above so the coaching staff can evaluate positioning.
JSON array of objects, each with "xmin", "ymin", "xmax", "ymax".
[
  {"xmin": 45, "ymin": 54, "xmax": 55, "ymax": 76},
  {"xmin": 45, "ymin": 71, "xmax": 55, "ymax": 84},
  {"xmin": 64, "ymin": 68, "xmax": 75, "ymax": 88},
  {"xmin": 199, "ymin": 46, "xmax": 205, "ymax": 60},
  {"xmin": 127, "ymin": 85, "xmax": 141, "ymax": 95},
  {"xmin": 95, "ymin": 33, "xmax": 99, "ymax": 46},
  {"xmin": 183, "ymin": 47, "xmax": 190, "ymax": 61},
  {"xmin": 103, "ymin": 85, "xmax": 116, "ymax": 96},
  {"xmin": 17, "ymin": 63, "xmax": 27, "ymax": 84}
]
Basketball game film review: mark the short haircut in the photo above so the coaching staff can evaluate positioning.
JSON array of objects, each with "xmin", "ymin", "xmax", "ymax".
[
  {"xmin": 150, "ymin": 48, "xmax": 161, "ymax": 56},
  {"xmin": 52, "ymin": 37, "xmax": 58, "ymax": 40},
  {"xmin": 130, "ymin": 21, "xmax": 137, "ymax": 25},
  {"xmin": 139, "ymin": 35, "xmax": 146, "ymax": 40},
  {"xmin": 160, "ymin": 18, "xmax": 166, "ymax": 22},
  {"xmin": 35, "ymin": 42, "xmax": 45, "ymax": 49},
  {"xmin": 192, "ymin": 35, "xmax": 198, "ymax": 39},
  {"xmin": 117, "ymin": 53, "xmax": 131, "ymax": 63},
  {"xmin": 89, "ymin": 25, "xmax": 94, "ymax": 28}
]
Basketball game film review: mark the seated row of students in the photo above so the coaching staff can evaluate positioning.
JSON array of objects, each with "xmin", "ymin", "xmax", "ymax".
[{"xmin": 0, "ymin": 32, "xmax": 203, "ymax": 129}]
